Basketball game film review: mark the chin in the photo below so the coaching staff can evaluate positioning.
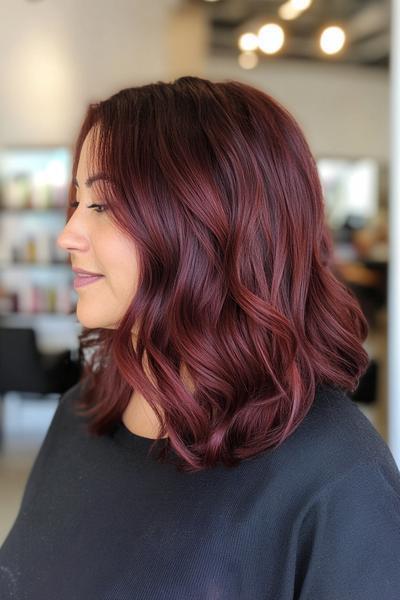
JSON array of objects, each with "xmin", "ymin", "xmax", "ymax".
[
  {"xmin": 75, "ymin": 308, "xmax": 106, "ymax": 330},
  {"xmin": 75, "ymin": 298, "xmax": 125, "ymax": 330}
]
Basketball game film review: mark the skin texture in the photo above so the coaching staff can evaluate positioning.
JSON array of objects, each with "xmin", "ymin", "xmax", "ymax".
[
  {"xmin": 57, "ymin": 129, "xmax": 140, "ymax": 331},
  {"xmin": 56, "ymin": 127, "xmax": 168, "ymax": 439},
  {"xmin": 57, "ymin": 127, "xmax": 196, "ymax": 439}
]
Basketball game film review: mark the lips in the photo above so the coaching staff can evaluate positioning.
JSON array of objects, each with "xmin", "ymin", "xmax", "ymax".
[
  {"xmin": 73, "ymin": 273, "xmax": 104, "ymax": 289},
  {"xmin": 72, "ymin": 268, "xmax": 103, "ymax": 277}
]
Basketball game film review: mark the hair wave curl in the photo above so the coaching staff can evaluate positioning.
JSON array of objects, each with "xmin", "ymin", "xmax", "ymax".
[{"xmin": 66, "ymin": 75, "xmax": 369, "ymax": 473}]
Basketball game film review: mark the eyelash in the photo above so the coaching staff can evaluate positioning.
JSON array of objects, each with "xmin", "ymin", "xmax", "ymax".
[{"xmin": 69, "ymin": 201, "xmax": 107, "ymax": 214}]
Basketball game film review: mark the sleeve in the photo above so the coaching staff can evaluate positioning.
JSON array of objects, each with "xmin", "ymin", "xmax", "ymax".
[{"xmin": 295, "ymin": 460, "xmax": 400, "ymax": 600}]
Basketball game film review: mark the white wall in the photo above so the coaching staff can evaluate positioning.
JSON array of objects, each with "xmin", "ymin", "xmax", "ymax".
[
  {"xmin": 206, "ymin": 56, "xmax": 389, "ymax": 161},
  {"xmin": 0, "ymin": 0, "xmax": 181, "ymax": 145},
  {"xmin": 0, "ymin": 0, "xmax": 388, "ymax": 161}
]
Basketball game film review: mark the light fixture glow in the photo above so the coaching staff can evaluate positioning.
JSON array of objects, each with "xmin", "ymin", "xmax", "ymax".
[
  {"xmin": 238, "ymin": 51, "xmax": 259, "ymax": 70},
  {"xmin": 278, "ymin": 3, "xmax": 301, "ymax": 21},
  {"xmin": 290, "ymin": 0, "xmax": 313, "ymax": 10},
  {"xmin": 257, "ymin": 23, "xmax": 285, "ymax": 55},
  {"xmin": 238, "ymin": 32, "xmax": 259, "ymax": 52},
  {"xmin": 320, "ymin": 25, "xmax": 346, "ymax": 55}
]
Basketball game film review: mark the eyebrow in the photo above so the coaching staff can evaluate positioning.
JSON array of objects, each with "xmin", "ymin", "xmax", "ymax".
[{"xmin": 72, "ymin": 173, "xmax": 113, "ymax": 188}]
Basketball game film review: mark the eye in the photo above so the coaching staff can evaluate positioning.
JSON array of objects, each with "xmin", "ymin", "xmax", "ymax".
[
  {"xmin": 68, "ymin": 201, "xmax": 108, "ymax": 214},
  {"xmin": 88, "ymin": 203, "xmax": 108, "ymax": 214}
]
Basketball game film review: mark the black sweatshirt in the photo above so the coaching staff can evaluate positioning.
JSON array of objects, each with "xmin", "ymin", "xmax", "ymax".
[{"xmin": 1, "ymin": 381, "xmax": 400, "ymax": 600}]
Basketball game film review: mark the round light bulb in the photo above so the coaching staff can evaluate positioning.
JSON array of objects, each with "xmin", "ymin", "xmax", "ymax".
[
  {"xmin": 258, "ymin": 23, "xmax": 285, "ymax": 55},
  {"xmin": 278, "ymin": 3, "xmax": 301, "ymax": 20},
  {"xmin": 291, "ymin": 0, "xmax": 312, "ymax": 10},
  {"xmin": 238, "ymin": 51, "xmax": 259, "ymax": 70},
  {"xmin": 238, "ymin": 32, "xmax": 259, "ymax": 52},
  {"xmin": 320, "ymin": 25, "xmax": 346, "ymax": 55}
]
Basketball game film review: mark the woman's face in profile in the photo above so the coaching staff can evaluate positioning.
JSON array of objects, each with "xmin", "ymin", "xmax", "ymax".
[{"xmin": 56, "ymin": 128, "xmax": 139, "ymax": 330}]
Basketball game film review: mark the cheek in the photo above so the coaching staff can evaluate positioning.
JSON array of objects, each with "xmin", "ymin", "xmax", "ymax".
[{"xmin": 106, "ymin": 238, "xmax": 139, "ymax": 300}]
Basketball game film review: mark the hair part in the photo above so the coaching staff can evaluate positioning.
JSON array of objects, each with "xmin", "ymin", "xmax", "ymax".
[{"xmin": 67, "ymin": 75, "xmax": 369, "ymax": 473}]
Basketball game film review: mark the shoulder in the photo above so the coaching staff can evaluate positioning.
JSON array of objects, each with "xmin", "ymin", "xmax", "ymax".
[
  {"xmin": 40, "ymin": 378, "xmax": 89, "ymax": 439},
  {"xmin": 49, "ymin": 378, "xmax": 85, "ymax": 427},
  {"xmin": 264, "ymin": 383, "xmax": 400, "ymax": 501},
  {"xmin": 15, "ymin": 378, "xmax": 89, "ymax": 510},
  {"xmin": 294, "ymin": 454, "xmax": 400, "ymax": 598},
  {"xmin": 305, "ymin": 383, "xmax": 395, "ymax": 466},
  {"xmin": 57, "ymin": 377, "xmax": 87, "ymax": 413}
]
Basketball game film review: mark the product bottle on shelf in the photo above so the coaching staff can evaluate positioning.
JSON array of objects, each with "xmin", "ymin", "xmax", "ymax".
[
  {"xmin": 47, "ymin": 286, "xmax": 57, "ymax": 313},
  {"xmin": 25, "ymin": 235, "xmax": 37, "ymax": 263}
]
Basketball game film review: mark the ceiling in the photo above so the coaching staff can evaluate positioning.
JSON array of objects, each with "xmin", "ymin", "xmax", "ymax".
[{"xmin": 196, "ymin": 0, "xmax": 390, "ymax": 68}]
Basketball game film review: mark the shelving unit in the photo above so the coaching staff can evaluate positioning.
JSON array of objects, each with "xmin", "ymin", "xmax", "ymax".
[{"xmin": 0, "ymin": 145, "xmax": 81, "ymax": 353}]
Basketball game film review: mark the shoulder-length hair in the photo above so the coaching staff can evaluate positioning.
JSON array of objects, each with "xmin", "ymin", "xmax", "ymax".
[{"xmin": 67, "ymin": 75, "xmax": 369, "ymax": 473}]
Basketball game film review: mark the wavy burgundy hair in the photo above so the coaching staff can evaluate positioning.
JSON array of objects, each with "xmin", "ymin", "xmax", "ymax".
[{"xmin": 65, "ymin": 75, "xmax": 369, "ymax": 473}]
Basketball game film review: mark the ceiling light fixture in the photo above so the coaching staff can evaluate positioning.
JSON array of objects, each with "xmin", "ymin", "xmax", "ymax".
[
  {"xmin": 320, "ymin": 25, "xmax": 346, "ymax": 55},
  {"xmin": 290, "ymin": 0, "xmax": 313, "ymax": 10},
  {"xmin": 258, "ymin": 23, "xmax": 285, "ymax": 55},
  {"xmin": 279, "ymin": 0, "xmax": 313, "ymax": 21},
  {"xmin": 238, "ymin": 32, "xmax": 259, "ymax": 52},
  {"xmin": 238, "ymin": 51, "xmax": 259, "ymax": 70},
  {"xmin": 278, "ymin": 2, "xmax": 301, "ymax": 21}
]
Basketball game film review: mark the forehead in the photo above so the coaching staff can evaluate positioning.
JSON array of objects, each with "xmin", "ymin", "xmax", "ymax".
[
  {"xmin": 77, "ymin": 128, "xmax": 98, "ymax": 171},
  {"xmin": 75, "ymin": 129, "xmax": 107, "ymax": 188},
  {"xmin": 74, "ymin": 126, "xmax": 118, "ymax": 192}
]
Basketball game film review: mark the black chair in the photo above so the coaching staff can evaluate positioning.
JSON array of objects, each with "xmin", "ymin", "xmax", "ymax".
[
  {"xmin": 0, "ymin": 326, "xmax": 82, "ymax": 450},
  {"xmin": 348, "ymin": 358, "xmax": 379, "ymax": 406}
]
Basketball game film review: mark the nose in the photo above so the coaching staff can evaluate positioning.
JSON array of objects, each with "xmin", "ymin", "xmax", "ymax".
[
  {"xmin": 56, "ymin": 226, "xmax": 70, "ymax": 252},
  {"xmin": 56, "ymin": 218, "xmax": 89, "ymax": 254}
]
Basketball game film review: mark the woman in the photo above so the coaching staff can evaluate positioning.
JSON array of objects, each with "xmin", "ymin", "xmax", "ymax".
[{"xmin": 1, "ymin": 75, "xmax": 399, "ymax": 599}]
